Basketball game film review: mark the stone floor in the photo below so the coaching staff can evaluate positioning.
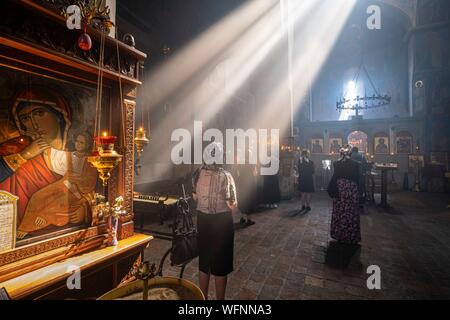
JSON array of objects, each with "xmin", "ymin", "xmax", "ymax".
[{"xmin": 143, "ymin": 191, "xmax": 450, "ymax": 300}]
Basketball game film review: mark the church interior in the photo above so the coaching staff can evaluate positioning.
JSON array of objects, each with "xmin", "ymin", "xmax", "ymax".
[{"xmin": 0, "ymin": 0, "xmax": 449, "ymax": 302}]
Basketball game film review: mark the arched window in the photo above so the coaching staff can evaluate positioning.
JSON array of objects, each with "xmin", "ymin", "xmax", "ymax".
[{"xmin": 347, "ymin": 131, "xmax": 368, "ymax": 154}]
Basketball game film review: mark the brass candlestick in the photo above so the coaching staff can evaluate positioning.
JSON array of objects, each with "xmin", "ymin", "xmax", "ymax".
[
  {"xmin": 132, "ymin": 261, "xmax": 157, "ymax": 300},
  {"xmin": 413, "ymin": 157, "xmax": 421, "ymax": 192},
  {"xmin": 88, "ymin": 153, "xmax": 122, "ymax": 186},
  {"xmin": 389, "ymin": 153, "xmax": 397, "ymax": 185},
  {"xmin": 134, "ymin": 127, "xmax": 149, "ymax": 157},
  {"xmin": 88, "ymin": 134, "xmax": 123, "ymax": 186},
  {"xmin": 412, "ymin": 146, "xmax": 421, "ymax": 192}
]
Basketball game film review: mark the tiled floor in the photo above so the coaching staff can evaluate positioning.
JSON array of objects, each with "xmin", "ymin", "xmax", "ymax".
[{"xmin": 143, "ymin": 191, "xmax": 450, "ymax": 300}]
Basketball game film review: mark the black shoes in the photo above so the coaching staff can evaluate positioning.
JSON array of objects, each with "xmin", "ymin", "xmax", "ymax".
[
  {"xmin": 299, "ymin": 206, "xmax": 311, "ymax": 214},
  {"xmin": 240, "ymin": 218, "xmax": 255, "ymax": 228}
]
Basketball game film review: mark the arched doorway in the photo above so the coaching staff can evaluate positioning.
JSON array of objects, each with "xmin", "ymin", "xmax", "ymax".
[{"xmin": 347, "ymin": 131, "xmax": 368, "ymax": 154}]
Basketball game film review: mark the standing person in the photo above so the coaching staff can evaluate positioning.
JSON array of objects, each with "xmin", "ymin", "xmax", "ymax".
[
  {"xmin": 327, "ymin": 145, "xmax": 361, "ymax": 244},
  {"xmin": 230, "ymin": 151, "xmax": 256, "ymax": 228},
  {"xmin": 298, "ymin": 150, "xmax": 315, "ymax": 213},
  {"xmin": 262, "ymin": 165, "xmax": 281, "ymax": 208},
  {"xmin": 192, "ymin": 142, "xmax": 237, "ymax": 300}
]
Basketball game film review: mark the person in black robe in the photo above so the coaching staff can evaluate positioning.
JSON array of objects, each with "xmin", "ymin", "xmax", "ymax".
[
  {"xmin": 230, "ymin": 162, "xmax": 257, "ymax": 228},
  {"xmin": 298, "ymin": 149, "xmax": 315, "ymax": 212},
  {"xmin": 328, "ymin": 145, "xmax": 361, "ymax": 244},
  {"xmin": 262, "ymin": 165, "xmax": 281, "ymax": 208}
]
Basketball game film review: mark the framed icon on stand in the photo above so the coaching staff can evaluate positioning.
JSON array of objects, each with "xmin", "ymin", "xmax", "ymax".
[
  {"xmin": 374, "ymin": 135, "xmax": 389, "ymax": 154},
  {"xmin": 329, "ymin": 138, "xmax": 342, "ymax": 155},
  {"xmin": 311, "ymin": 138, "xmax": 324, "ymax": 154},
  {"xmin": 396, "ymin": 131, "xmax": 413, "ymax": 154}
]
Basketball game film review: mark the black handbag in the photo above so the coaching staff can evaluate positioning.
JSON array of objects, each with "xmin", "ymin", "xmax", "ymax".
[
  {"xmin": 170, "ymin": 199, "xmax": 199, "ymax": 266},
  {"xmin": 327, "ymin": 175, "xmax": 339, "ymax": 198}
]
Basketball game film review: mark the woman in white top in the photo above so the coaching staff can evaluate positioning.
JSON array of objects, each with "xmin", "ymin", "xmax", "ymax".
[{"xmin": 192, "ymin": 142, "xmax": 237, "ymax": 300}]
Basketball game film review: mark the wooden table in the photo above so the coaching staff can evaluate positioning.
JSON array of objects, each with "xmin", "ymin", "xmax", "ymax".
[
  {"xmin": 375, "ymin": 164, "xmax": 398, "ymax": 209},
  {"xmin": 0, "ymin": 233, "xmax": 152, "ymax": 300}
]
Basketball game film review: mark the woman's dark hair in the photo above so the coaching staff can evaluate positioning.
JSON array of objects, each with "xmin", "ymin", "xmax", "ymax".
[
  {"xmin": 340, "ymin": 144, "xmax": 352, "ymax": 157},
  {"xmin": 203, "ymin": 142, "xmax": 224, "ymax": 169}
]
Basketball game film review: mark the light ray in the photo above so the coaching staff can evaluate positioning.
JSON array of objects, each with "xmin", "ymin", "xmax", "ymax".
[{"xmin": 136, "ymin": 0, "xmax": 357, "ymax": 184}]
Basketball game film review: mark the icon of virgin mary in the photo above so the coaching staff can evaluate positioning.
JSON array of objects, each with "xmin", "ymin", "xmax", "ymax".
[{"xmin": 0, "ymin": 87, "xmax": 97, "ymax": 240}]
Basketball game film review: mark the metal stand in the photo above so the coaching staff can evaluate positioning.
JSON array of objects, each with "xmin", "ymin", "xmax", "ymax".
[
  {"xmin": 378, "ymin": 169, "xmax": 389, "ymax": 209},
  {"xmin": 321, "ymin": 169, "xmax": 331, "ymax": 191},
  {"xmin": 413, "ymin": 159, "xmax": 421, "ymax": 192},
  {"xmin": 364, "ymin": 173, "xmax": 376, "ymax": 204},
  {"xmin": 390, "ymin": 169, "xmax": 397, "ymax": 185},
  {"xmin": 156, "ymin": 195, "xmax": 194, "ymax": 279}
]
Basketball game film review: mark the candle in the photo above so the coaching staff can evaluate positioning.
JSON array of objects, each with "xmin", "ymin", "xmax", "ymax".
[
  {"xmin": 95, "ymin": 133, "xmax": 117, "ymax": 154},
  {"xmin": 136, "ymin": 127, "xmax": 148, "ymax": 140}
]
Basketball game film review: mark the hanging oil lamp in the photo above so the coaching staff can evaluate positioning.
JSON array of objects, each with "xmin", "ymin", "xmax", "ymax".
[
  {"xmin": 78, "ymin": 24, "xmax": 92, "ymax": 51},
  {"xmin": 134, "ymin": 61, "xmax": 150, "ymax": 158},
  {"xmin": 134, "ymin": 127, "xmax": 149, "ymax": 158},
  {"xmin": 87, "ymin": 26, "xmax": 123, "ymax": 187},
  {"xmin": 88, "ymin": 132, "xmax": 123, "ymax": 186}
]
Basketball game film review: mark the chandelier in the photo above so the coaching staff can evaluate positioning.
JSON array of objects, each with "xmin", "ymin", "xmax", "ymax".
[{"xmin": 336, "ymin": 60, "xmax": 391, "ymax": 117}]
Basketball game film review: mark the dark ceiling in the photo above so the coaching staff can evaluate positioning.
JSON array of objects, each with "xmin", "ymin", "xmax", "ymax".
[{"xmin": 118, "ymin": 0, "xmax": 245, "ymax": 51}]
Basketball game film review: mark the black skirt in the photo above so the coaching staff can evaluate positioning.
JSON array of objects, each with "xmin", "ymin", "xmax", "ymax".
[
  {"xmin": 197, "ymin": 211, "xmax": 234, "ymax": 276},
  {"xmin": 298, "ymin": 174, "xmax": 315, "ymax": 193},
  {"xmin": 263, "ymin": 174, "xmax": 281, "ymax": 204},
  {"xmin": 298, "ymin": 160, "xmax": 315, "ymax": 193},
  {"xmin": 236, "ymin": 176, "xmax": 257, "ymax": 214}
]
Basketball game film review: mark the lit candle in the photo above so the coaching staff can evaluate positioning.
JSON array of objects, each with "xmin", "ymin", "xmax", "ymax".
[{"xmin": 95, "ymin": 132, "xmax": 117, "ymax": 154}]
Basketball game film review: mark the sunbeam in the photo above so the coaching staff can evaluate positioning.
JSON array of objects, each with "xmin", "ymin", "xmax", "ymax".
[{"xmin": 136, "ymin": 0, "xmax": 357, "ymax": 184}]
